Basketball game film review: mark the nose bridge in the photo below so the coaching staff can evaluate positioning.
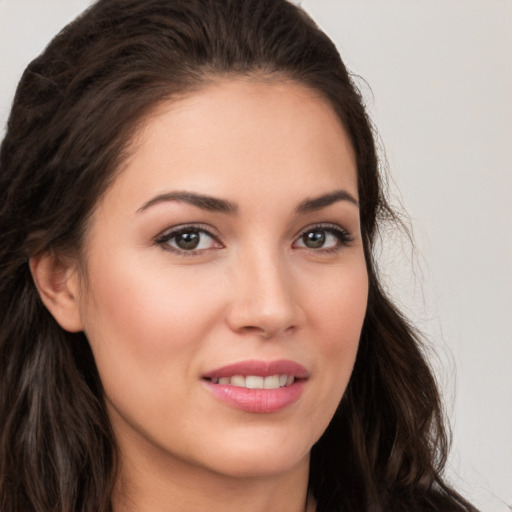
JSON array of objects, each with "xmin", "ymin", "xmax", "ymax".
[{"xmin": 227, "ymin": 242, "xmax": 298, "ymax": 338}]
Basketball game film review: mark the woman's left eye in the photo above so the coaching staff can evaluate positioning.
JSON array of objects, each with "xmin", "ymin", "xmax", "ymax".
[
  {"xmin": 155, "ymin": 227, "xmax": 221, "ymax": 253},
  {"xmin": 294, "ymin": 225, "xmax": 351, "ymax": 251}
]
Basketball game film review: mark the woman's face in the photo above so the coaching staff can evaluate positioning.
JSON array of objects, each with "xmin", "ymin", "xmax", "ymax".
[{"xmin": 74, "ymin": 80, "xmax": 368, "ymax": 479}]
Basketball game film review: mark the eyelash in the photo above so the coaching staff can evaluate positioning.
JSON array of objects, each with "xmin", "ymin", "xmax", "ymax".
[
  {"xmin": 293, "ymin": 223, "xmax": 353, "ymax": 253},
  {"xmin": 154, "ymin": 223, "xmax": 353, "ymax": 256},
  {"xmin": 154, "ymin": 224, "xmax": 221, "ymax": 256}
]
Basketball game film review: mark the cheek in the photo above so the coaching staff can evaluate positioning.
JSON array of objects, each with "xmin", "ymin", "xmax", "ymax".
[
  {"xmin": 79, "ymin": 254, "xmax": 225, "ymax": 386},
  {"xmin": 304, "ymin": 259, "xmax": 368, "ymax": 405},
  {"xmin": 308, "ymin": 258, "xmax": 368, "ymax": 344}
]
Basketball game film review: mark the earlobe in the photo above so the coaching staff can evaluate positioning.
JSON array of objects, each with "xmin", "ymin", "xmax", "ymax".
[{"xmin": 29, "ymin": 252, "xmax": 84, "ymax": 332}]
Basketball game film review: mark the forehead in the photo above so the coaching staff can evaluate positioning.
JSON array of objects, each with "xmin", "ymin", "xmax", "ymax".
[{"xmin": 97, "ymin": 79, "xmax": 358, "ymax": 217}]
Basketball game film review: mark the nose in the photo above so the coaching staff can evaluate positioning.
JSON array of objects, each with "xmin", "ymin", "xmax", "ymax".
[{"xmin": 225, "ymin": 249, "xmax": 301, "ymax": 339}]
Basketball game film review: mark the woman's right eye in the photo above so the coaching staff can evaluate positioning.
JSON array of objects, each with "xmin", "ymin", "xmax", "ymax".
[{"xmin": 155, "ymin": 227, "xmax": 222, "ymax": 254}]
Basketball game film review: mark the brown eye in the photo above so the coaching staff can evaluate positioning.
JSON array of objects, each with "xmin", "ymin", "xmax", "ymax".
[
  {"xmin": 156, "ymin": 227, "xmax": 221, "ymax": 253},
  {"xmin": 175, "ymin": 231, "xmax": 201, "ymax": 250},
  {"xmin": 294, "ymin": 225, "xmax": 351, "ymax": 251},
  {"xmin": 302, "ymin": 230, "xmax": 326, "ymax": 249}
]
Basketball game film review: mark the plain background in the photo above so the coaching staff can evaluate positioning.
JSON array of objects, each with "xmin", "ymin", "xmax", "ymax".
[{"xmin": 0, "ymin": 0, "xmax": 510, "ymax": 510}]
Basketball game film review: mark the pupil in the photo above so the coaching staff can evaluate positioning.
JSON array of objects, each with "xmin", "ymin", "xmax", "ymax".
[
  {"xmin": 304, "ymin": 230, "xmax": 325, "ymax": 248},
  {"xmin": 176, "ymin": 231, "xmax": 200, "ymax": 249}
]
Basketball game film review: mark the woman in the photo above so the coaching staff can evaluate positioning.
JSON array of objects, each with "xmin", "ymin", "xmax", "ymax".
[{"xmin": 0, "ymin": 0, "xmax": 478, "ymax": 511}]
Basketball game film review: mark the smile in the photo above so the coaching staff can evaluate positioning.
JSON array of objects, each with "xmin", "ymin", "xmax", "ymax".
[
  {"xmin": 202, "ymin": 360, "xmax": 308, "ymax": 413},
  {"xmin": 206, "ymin": 374, "xmax": 295, "ymax": 389}
]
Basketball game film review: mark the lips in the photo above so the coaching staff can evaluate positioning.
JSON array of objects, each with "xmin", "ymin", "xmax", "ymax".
[
  {"xmin": 203, "ymin": 359, "xmax": 309, "ymax": 379},
  {"xmin": 202, "ymin": 360, "xmax": 308, "ymax": 413}
]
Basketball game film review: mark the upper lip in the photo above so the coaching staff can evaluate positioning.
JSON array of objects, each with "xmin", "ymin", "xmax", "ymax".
[{"xmin": 202, "ymin": 359, "xmax": 309, "ymax": 380}]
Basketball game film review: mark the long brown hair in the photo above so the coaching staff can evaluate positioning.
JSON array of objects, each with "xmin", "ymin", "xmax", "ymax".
[{"xmin": 0, "ymin": 1, "xmax": 476, "ymax": 510}]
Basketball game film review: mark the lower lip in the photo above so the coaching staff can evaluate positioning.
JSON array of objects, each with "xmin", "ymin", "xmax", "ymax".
[{"xmin": 202, "ymin": 379, "xmax": 306, "ymax": 413}]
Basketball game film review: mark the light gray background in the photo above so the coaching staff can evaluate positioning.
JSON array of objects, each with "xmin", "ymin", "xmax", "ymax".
[{"xmin": 1, "ymin": 0, "xmax": 510, "ymax": 510}]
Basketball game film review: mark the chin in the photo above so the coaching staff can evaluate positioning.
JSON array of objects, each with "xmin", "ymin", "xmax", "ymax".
[
  {"xmin": 194, "ymin": 430, "xmax": 313, "ymax": 479},
  {"xmin": 210, "ymin": 452, "xmax": 310, "ymax": 479}
]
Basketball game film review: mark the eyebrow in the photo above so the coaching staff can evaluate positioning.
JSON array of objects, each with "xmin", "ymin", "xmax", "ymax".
[
  {"xmin": 137, "ymin": 188, "xmax": 358, "ymax": 215},
  {"xmin": 137, "ymin": 191, "xmax": 238, "ymax": 214},
  {"xmin": 295, "ymin": 190, "xmax": 359, "ymax": 214}
]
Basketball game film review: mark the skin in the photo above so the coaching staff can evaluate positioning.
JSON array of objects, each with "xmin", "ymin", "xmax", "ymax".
[{"xmin": 36, "ymin": 80, "xmax": 368, "ymax": 512}]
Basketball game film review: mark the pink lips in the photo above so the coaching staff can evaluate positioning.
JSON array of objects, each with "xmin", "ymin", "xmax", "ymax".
[
  {"xmin": 202, "ymin": 359, "xmax": 309, "ymax": 380},
  {"xmin": 202, "ymin": 359, "xmax": 308, "ymax": 414}
]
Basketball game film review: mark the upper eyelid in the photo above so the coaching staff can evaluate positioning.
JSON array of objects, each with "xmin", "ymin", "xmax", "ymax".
[
  {"xmin": 154, "ymin": 225, "xmax": 223, "ymax": 256},
  {"xmin": 156, "ymin": 223, "xmax": 220, "ymax": 240},
  {"xmin": 295, "ymin": 222, "xmax": 351, "ymax": 238},
  {"xmin": 292, "ymin": 223, "xmax": 353, "ymax": 250}
]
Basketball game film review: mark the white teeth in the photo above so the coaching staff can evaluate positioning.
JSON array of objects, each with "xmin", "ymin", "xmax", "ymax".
[
  {"xmin": 230, "ymin": 375, "xmax": 245, "ymax": 387},
  {"xmin": 211, "ymin": 374, "xmax": 295, "ymax": 389},
  {"xmin": 263, "ymin": 375, "xmax": 280, "ymax": 389},
  {"xmin": 245, "ymin": 376, "xmax": 264, "ymax": 389}
]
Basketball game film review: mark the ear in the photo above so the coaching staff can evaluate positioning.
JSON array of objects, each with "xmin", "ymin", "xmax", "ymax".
[{"xmin": 29, "ymin": 252, "xmax": 84, "ymax": 332}]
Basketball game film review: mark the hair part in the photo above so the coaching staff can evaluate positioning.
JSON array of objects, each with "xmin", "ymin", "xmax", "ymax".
[{"xmin": 0, "ymin": 1, "xmax": 476, "ymax": 511}]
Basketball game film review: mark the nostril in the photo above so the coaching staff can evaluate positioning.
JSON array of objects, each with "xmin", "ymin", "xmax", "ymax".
[
  {"xmin": 241, "ymin": 325, "xmax": 271, "ymax": 338},
  {"xmin": 239, "ymin": 324, "xmax": 296, "ymax": 339}
]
